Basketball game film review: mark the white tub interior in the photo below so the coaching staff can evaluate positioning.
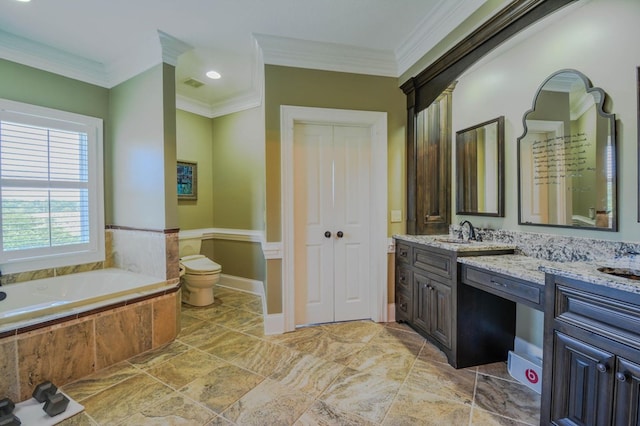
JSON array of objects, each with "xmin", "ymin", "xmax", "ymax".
[{"xmin": 0, "ymin": 268, "xmax": 173, "ymax": 333}]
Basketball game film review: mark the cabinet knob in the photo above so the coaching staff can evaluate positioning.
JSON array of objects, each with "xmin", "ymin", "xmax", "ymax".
[
  {"xmin": 596, "ymin": 363, "xmax": 608, "ymax": 373},
  {"xmin": 337, "ymin": 231, "xmax": 344, "ymax": 238},
  {"xmin": 324, "ymin": 231, "xmax": 331, "ymax": 238},
  {"xmin": 616, "ymin": 372, "xmax": 628, "ymax": 382}
]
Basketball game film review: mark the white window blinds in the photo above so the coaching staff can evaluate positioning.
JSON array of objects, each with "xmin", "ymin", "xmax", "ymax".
[{"xmin": 0, "ymin": 99, "xmax": 104, "ymax": 273}]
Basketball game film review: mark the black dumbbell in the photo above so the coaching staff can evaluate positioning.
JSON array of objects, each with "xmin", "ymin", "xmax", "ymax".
[
  {"xmin": 0, "ymin": 413, "xmax": 21, "ymax": 425},
  {"xmin": 32, "ymin": 381, "xmax": 57, "ymax": 403},
  {"xmin": 0, "ymin": 398, "xmax": 14, "ymax": 416},
  {"xmin": 43, "ymin": 393, "xmax": 69, "ymax": 417}
]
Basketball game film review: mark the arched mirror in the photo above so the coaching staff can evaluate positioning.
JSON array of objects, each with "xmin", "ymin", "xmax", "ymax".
[
  {"xmin": 456, "ymin": 116, "xmax": 504, "ymax": 216},
  {"xmin": 518, "ymin": 69, "xmax": 617, "ymax": 231}
]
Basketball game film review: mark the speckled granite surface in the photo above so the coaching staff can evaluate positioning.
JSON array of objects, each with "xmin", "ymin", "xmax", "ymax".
[
  {"xmin": 396, "ymin": 228, "xmax": 640, "ymax": 294},
  {"xmin": 457, "ymin": 255, "xmax": 551, "ymax": 285},
  {"xmin": 393, "ymin": 234, "xmax": 516, "ymax": 253}
]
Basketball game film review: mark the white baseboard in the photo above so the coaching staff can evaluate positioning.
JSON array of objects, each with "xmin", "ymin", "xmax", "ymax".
[
  {"xmin": 264, "ymin": 313, "xmax": 285, "ymax": 335},
  {"xmin": 387, "ymin": 303, "xmax": 396, "ymax": 323},
  {"xmin": 218, "ymin": 274, "xmax": 264, "ymax": 296}
]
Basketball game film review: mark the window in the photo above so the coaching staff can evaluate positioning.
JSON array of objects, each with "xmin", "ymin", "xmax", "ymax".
[{"xmin": 0, "ymin": 99, "xmax": 104, "ymax": 274}]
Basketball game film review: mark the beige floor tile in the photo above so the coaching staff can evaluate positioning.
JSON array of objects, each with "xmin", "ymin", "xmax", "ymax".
[
  {"xmin": 287, "ymin": 331, "xmax": 368, "ymax": 364},
  {"xmin": 179, "ymin": 363, "xmax": 264, "ymax": 414},
  {"xmin": 127, "ymin": 340, "xmax": 191, "ymax": 369},
  {"xmin": 382, "ymin": 388, "xmax": 471, "ymax": 426},
  {"xmin": 199, "ymin": 329, "xmax": 263, "ymax": 360},
  {"xmin": 61, "ymin": 361, "xmax": 140, "ymax": 402},
  {"xmin": 56, "ymin": 412, "xmax": 98, "ymax": 425},
  {"xmin": 319, "ymin": 367, "xmax": 401, "ymax": 423},
  {"xmin": 417, "ymin": 340, "xmax": 450, "ymax": 365},
  {"xmin": 295, "ymin": 400, "xmax": 377, "ymax": 426},
  {"xmin": 120, "ymin": 393, "xmax": 216, "ymax": 425},
  {"xmin": 146, "ymin": 349, "xmax": 228, "ymax": 389},
  {"xmin": 222, "ymin": 378, "xmax": 315, "ymax": 425},
  {"xmin": 176, "ymin": 323, "xmax": 229, "ymax": 349},
  {"xmin": 347, "ymin": 341, "xmax": 417, "ymax": 382},
  {"xmin": 404, "ymin": 358, "xmax": 476, "ymax": 405},
  {"xmin": 368, "ymin": 326, "xmax": 425, "ymax": 357},
  {"xmin": 320, "ymin": 320, "xmax": 384, "ymax": 343},
  {"xmin": 474, "ymin": 374, "xmax": 541, "ymax": 424},
  {"xmin": 81, "ymin": 374, "xmax": 175, "ymax": 424},
  {"xmin": 478, "ymin": 361, "xmax": 518, "ymax": 382},
  {"xmin": 471, "ymin": 406, "xmax": 536, "ymax": 425},
  {"xmin": 231, "ymin": 339, "xmax": 299, "ymax": 376},
  {"xmin": 270, "ymin": 352, "xmax": 345, "ymax": 397}
]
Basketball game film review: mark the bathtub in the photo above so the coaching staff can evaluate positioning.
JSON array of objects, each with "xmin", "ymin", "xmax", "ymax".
[
  {"xmin": 0, "ymin": 268, "xmax": 175, "ymax": 333},
  {"xmin": 0, "ymin": 267, "xmax": 181, "ymax": 402}
]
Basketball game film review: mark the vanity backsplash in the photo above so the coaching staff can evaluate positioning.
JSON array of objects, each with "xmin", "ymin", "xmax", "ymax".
[{"xmin": 450, "ymin": 226, "xmax": 640, "ymax": 263}]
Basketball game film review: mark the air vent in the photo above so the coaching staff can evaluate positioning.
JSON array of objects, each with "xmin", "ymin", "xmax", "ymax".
[{"xmin": 183, "ymin": 78, "xmax": 204, "ymax": 88}]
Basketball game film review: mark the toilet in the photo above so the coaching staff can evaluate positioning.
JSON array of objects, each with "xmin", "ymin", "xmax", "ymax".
[{"xmin": 179, "ymin": 231, "xmax": 222, "ymax": 306}]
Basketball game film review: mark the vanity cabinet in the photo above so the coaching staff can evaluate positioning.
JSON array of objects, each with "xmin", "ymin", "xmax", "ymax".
[
  {"xmin": 395, "ymin": 239, "xmax": 515, "ymax": 368},
  {"xmin": 542, "ymin": 275, "xmax": 640, "ymax": 425}
]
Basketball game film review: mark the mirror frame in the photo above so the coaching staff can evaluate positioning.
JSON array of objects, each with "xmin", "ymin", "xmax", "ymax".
[
  {"xmin": 456, "ymin": 116, "xmax": 505, "ymax": 217},
  {"xmin": 517, "ymin": 69, "xmax": 617, "ymax": 231}
]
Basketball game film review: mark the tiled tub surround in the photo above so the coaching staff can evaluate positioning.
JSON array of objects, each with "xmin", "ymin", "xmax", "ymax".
[
  {"xmin": 0, "ymin": 288, "xmax": 181, "ymax": 402},
  {"xmin": 0, "ymin": 227, "xmax": 182, "ymax": 403}
]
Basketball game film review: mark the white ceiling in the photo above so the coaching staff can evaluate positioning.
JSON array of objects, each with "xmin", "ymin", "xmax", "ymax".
[{"xmin": 0, "ymin": 0, "xmax": 488, "ymax": 118}]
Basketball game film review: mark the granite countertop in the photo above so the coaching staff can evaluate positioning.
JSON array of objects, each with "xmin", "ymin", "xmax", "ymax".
[
  {"xmin": 457, "ymin": 255, "xmax": 553, "ymax": 285},
  {"xmin": 540, "ymin": 257, "xmax": 640, "ymax": 295},
  {"xmin": 394, "ymin": 234, "xmax": 517, "ymax": 253}
]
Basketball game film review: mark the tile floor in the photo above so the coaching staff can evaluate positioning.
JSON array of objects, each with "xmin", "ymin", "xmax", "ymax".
[{"xmin": 58, "ymin": 286, "xmax": 540, "ymax": 425}]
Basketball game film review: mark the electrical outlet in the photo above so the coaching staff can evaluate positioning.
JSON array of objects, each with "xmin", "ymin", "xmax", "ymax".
[{"xmin": 390, "ymin": 210, "xmax": 402, "ymax": 223}]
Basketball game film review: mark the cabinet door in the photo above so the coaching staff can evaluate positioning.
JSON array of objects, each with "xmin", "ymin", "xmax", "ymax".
[
  {"xmin": 551, "ymin": 331, "xmax": 615, "ymax": 426},
  {"xmin": 429, "ymin": 277, "xmax": 452, "ymax": 349},
  {"xmin": 412, "ymin": 272, "xmax": 430, "ymax": 333},
  {"xmin": 612, "ymin": 357, "xmax": 640, "ymax": 426}
]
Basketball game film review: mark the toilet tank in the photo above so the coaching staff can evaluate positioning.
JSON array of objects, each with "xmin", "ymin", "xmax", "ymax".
[{"xmin": 178, "ymin": 230, "xmax": 203, "ymax": 257}]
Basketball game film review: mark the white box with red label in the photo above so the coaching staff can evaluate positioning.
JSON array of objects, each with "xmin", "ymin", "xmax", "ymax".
[{"xmin": 507, "ymin": 350, "xmax": 542, "ymax": 394}]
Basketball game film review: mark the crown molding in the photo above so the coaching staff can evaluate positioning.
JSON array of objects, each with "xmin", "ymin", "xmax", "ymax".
[
  {"xmin": 254, "ymin": 33, "xmax": 397, "ymax": 77},
  {"xmin": 0, "ymin": 29, "xmax": 109, "ymax": 87},
  {"xmin": 158, "ymin": 30, "xmax": 192, "ymax": 67},
  {"xmin": 395, "ymin": 0, "xmax": 487, "ymax": 76}
]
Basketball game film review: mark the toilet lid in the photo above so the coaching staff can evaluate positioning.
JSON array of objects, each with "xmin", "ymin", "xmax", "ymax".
[{"xmin": 180, "ymin": 255, "xmax": 222, "ymax": 274}]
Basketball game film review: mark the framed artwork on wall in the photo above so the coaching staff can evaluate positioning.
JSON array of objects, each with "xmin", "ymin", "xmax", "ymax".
[{"xmin": 177, "ymin": 160, "xmax": 197, "ymax": 200}]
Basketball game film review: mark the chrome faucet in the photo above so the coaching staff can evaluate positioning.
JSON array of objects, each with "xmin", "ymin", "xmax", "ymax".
[{"xmin": 459, "ymin": 220, "xmax": 477, "ymax": 241}]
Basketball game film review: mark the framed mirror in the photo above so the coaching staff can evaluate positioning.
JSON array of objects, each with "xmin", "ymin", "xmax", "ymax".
[
  {"xmin": 518, "ymin": 69, "xmax": 617, "ymax": 231},
  {"xmin": 456, "ymin": 116, "xmax": 504, "ymax": 216}
]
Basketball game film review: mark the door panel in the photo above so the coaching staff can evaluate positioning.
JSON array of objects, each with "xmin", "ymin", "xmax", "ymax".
[
  {"xmin": 294, "ymin": 123, "xmax": 371, "ymax": 326},
  {"xmin": 551, "ymin": 331, "xmax": 614, "ymax": 426},
  {"xmin": 333, "ymin": 126, "xmax": 371, "ymax": 321},
  {"xmin": 613, "ymin": 357, "xmax": 640, "ymax": 426},
  {"xmin": 294, "ymin": 124, "xmax": 334, "ymax": 325}
]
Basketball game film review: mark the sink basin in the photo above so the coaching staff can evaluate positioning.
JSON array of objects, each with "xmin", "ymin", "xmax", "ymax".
[
  {"xmin": 435, "ymin": 238, "xmax": 471, "ymax": 244},
  {"xmin": 597, "ymin": 266, "xmax": 640, "ymax": 280}
]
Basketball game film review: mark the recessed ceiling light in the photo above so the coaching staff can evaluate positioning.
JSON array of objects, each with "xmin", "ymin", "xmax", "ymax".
[
  {"xmin": 206, "ymin": 70, "xmax": 221, "ymax": 80},
  {"xmin": 15, "ymin": 0, "xmax": 32, "ymax": 2}
]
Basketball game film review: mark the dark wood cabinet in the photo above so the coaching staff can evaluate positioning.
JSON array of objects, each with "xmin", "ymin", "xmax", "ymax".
[
  {"xmin": 394, "ymin": 239, "xmax": 515, "ymax": 368},
  {"xmin": 542, "ymin": 275, "xmax": 640, "ymax": 425}
]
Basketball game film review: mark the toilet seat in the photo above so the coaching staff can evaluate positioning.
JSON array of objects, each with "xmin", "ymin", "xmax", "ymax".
[{"xmin": 180, "ymin": 254, "xmax": 222, "ymax": 275}]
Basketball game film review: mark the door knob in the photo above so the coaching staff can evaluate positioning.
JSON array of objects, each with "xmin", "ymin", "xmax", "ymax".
[
  {"xmin": 337, "ymin": 231, "xmax": 344, "ymax": 238},
  {"xmin": 324, "ymin": 231, "xmax": 331, "ymax": 238}
]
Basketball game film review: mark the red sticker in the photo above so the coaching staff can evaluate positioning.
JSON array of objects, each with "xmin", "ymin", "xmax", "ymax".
[{"xmin": 525, "ymin": 368, "xmax": 539, "ymax": 384}]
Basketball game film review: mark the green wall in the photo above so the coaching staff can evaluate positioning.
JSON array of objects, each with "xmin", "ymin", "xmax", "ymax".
[
  {"xmin": 264, "ymin": 65, "xmax": 406, "ymax": 313},
  {"xmin": 212, "ymin": 106, "xmax": 265, "ymax": 231},
  {"xmin": 176, "ymin": 109, "xmax": 214, "ymax": 230},
  {"xmin": 0, "ymin": 59, "xmax": 109, "ymax": 119},
  {"xmin": 108, "ymin": 64, "xmax": 177, "ymax": 229}
]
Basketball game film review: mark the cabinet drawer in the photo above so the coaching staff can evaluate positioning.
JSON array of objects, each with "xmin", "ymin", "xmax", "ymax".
[
  {"xmin": 414, "ymin": 248, "xmax": 452, "ymax": 279},
  {"xmin": 396, "ymin": 291, "xmax": 412, "ymax": 322},
  {"xmin": 396, "ymin": 242, "xmax": 411, "ymax": 265},
  {"xmin": 462, "ymin": 265, "xmax": 543, "ymax": 309},
  {"xmin": 396, "ymin": 266, "xmax": 412, "ymax": 295},
  {"xmin": 555, "ymin": 284, "xmax": 640, "ymax": 349}
]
